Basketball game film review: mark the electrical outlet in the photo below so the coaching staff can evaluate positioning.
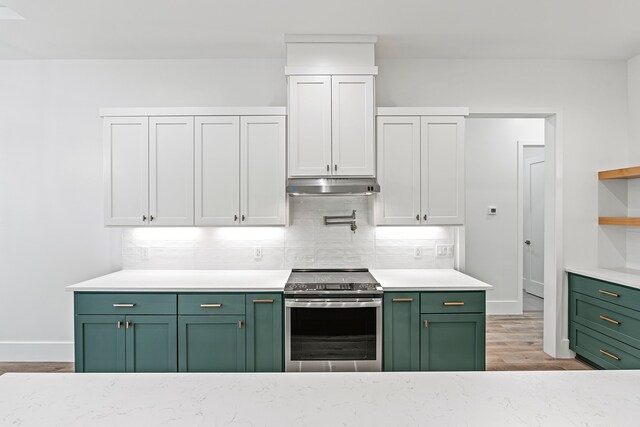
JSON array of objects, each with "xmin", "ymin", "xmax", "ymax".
[
  {"xmin": 141, "ymin": 247, "xmax": 151, "ymax": 260},
  {"xmin": 414, "ymin": 247, "xmax": 422, "ymax": 258},
  {"xmin": 436, "ymin": 244, "xmax": 454, "ymax": 257},
  {"xmin": 254, "ymin": 248, "xmax": 263, "ymax": 259}
]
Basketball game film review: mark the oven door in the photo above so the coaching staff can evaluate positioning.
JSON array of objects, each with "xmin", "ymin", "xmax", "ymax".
[{"xmin": 285, "ymin": 298, "xmax": 382, "ymax": 372}]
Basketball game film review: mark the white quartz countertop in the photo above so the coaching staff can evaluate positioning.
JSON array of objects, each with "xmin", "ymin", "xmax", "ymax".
[
  {"xmin": 370, "ymin": 268, "xmax": 492, "ymax": 291},
  {"xmin": 565, "ymin": 266, "xmax": 640, "ymax": 291},
  {"xmin": 66, "ymin": 269, "xmax": 292, "ymax": 292},
  {"xmin": 66, "ymin": 269, "xmax": 492, "ymax": 292},
  {"xmin": 1, "ymin": 371, "xmax": 638, "ymax": 427}
]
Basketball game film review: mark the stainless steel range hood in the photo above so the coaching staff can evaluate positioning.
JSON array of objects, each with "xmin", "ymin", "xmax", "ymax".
[{"xmin": 287, "ymin": 178, "xmax": 380, "ymax": 196}]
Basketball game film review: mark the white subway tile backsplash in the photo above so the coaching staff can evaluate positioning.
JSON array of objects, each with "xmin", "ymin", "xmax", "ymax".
[{"xmin": 122, "ymin": 196, "xmax": 456, "ymax": 270}]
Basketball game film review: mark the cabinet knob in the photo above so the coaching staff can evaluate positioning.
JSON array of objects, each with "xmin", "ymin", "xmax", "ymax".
[
  {"xmin": 238, "ymin": 320, "xmax": 244, "ymax": 329},
  {"xmin": 142, "ymin": 215, "xmax": 147, "ymax": 222},
  {"xmin": 234, "ymin": 214, "xmax": 238, "ymax": 222},
  {"xmin": 149, "ymin": 215, "xmax": 155, "ymax": 222},
  {"xmin": 423, "ymin": 214, "xmax": 427, "ymax": 221},
  {"xmin": 334, "ymin": 164, "xmax": 337, "ymax": 172},
  {"xmin": 416, "ymin": 214, "xmax": 419, "ymax": 221},
  {"xmin": 241, "ymin": 215, "xmax": 246, "ymax": 222},
  {"xmin": 326, "ymin": 164, "xmax": 330, "ymax": 172}
]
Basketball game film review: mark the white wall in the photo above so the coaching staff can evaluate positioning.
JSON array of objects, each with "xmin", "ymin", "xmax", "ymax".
[
  {"xmin": 465, "ymin": 119, "xmax": 544, "ymax": 314},
  {"xmin": 0, "ymin": 57, "xmax": 631, "ymax": 361},
  {"xmin": 626, "ymin": 54, "xmax": 640, "ymax": 268}
]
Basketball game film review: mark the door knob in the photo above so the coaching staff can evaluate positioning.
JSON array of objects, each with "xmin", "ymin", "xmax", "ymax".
[{"xmin": 524, "ymin": 240, "xmax": 531, "ymax": 245}]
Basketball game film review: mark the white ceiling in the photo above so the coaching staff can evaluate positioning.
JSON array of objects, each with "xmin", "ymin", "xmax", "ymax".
[{"xmin": 2, "ymin": 0, "xmax": 640, "ymax": 60}]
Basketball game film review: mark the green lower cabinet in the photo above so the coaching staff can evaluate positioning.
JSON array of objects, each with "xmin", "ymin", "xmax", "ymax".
[
  {"xmin": 125, "ymin": 315, "xmax": 177, "ymax": 372},
  {"xmin": 420, "ymin": 313, "xmax": 485, "ymax": 371},
  {"xmin": 75, "ymin": 315, "xmax": 125, "ymax": 372},
  {"xmin": 178, "ymin": 315, "xmax": 246, "ymax": 372},
  {"xmin": 383, "ymin": 293, "xmax": 420, "ymax": 371},
  {"xmin": 246, "ymin": 293, "xmax": 283, "ymax": 372}
]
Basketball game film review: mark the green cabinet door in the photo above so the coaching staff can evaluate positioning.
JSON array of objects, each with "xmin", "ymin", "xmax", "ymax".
[
  {"xmin": 420, "ymin": 313, "xmax": 485, "ymax": 371},
  {"xmin": 246, "ymin": 293, "xmax": 283, "ymax": 372},
  {"xmin": 178, "ymin": 315, "xmax": 246, "ymax": 372},
  {"xmin": 75, "ymin": 315, "xmax": 125, "ymax": 372},
  {"xmin": 125, "ymin": 315, "xmax": 177, "ymax": 372},
  {"xmin": 383, "ymin": 293, "xmax": 420, "ymax": 371}
]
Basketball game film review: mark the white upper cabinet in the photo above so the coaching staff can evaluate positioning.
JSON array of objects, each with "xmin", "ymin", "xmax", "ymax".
[
  {"xmin": 375, "ymin": 114, "xmax": 465, "ymax": 226},
  {"xmin": 420, "ymin": 116, "xmax": 464, "ymax": 225},
  {"xmin": 103, "ymin": 117, "xmax": 149, "ymax": 226},
  {"xmin": 288, "ymin": 75, "xmax": 375, "ymax": 177},
  {"xmin": 149, "ymin": 117, "xmax": 195, "ymax": 226},
  {"xmin": 332, "ymin": 75, "xmax": 375, "ymax": 176},
  {"xmin": 288, "ymin": 76, "xmax": 332, "ymax": 176},
  {"xmin": 376, "ymin": 116, "xmax": 421, "ymax": 225},
  {"xmin": 240, "ymin": 116, "xmax": 286, "ymax": 225},
  {"xmin": 195, "ymin": 116, "xmax": 240, "ymax": 226}
]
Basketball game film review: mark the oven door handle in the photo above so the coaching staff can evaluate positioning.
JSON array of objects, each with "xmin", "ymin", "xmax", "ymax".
[{"xmin": 285, "ymin": 300, "xmax": 382, "ymax": 308}]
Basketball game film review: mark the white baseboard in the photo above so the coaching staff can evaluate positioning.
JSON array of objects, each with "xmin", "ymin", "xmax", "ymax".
[
  {"xmin": 0, "ymin": 342, "xmax": 74, "ymax": 362},
  {"xmin": 556, "ymin": 338, "xmax": 572, "ymax": 359},
  {"xmin": 486, "ymin": 300, "xmax": 522, "ymax": 315}
]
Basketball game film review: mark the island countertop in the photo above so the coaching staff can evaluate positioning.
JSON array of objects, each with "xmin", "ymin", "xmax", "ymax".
[
  {"xmin": 66, "ymin": 268, "xmax": 492, "ymax": 292},
  {"xmin": 1, "ymin": 371, "xmax": 637, "ymax": 426}
]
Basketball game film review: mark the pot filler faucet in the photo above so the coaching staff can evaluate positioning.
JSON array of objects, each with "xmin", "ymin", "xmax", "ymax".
[{"xmin": 323, "ymin": 210, "xmax": 357, "ymax": 233}]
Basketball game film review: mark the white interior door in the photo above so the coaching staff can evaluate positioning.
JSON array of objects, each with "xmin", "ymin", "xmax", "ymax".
[
  {"xmin": 195, "ymin": 116, "xmax": 240, "ymax": 226},
  {"xmin": 288, "ymin": 76, "xmax": 332, "ymax": 176},
  {"xmin": 240, "ymin": 116, "xmax": 286, "ymax": 225},
  {"xmin": 376, "ymin": 116, "xmax": 421, "ymax": 225},
  {"xmin": 149, "ymin": 116, "xmax": 194, "ymax": 226},
  {"xmin": 420, "ymin": 116, "xmax": 465, "ymax": 225},
  {"xmin": 103, "ymin": 116, "xmax": 149, "ymax": 226},
  {"xmin": 524, "ymin": 153, "xmax": 545, "ymax": 298},
  {"xmin": 331, "ymin": 75, "xmax": 375, "ymax": 176}
]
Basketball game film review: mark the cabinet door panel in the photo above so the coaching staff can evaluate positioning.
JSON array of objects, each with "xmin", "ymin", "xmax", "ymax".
[
  {"xmin": 420, "ymin": 313, "xmax": 485, "ymax": 371},
  {"xmin": 149, "ymin": 116, "xmax": 194, "ymax": 226},
  {"xmin": 288, "ymin": 76, "xmax": 332, "ymax": 176},
  {"xmin": 383, "ymin": 293, "xmax": 420, "ymax": 371},
  {"xmin": 376, "ymin": 116, "xmax": 421, "ymax": 225},
  {"xmin": 246, "ymin": 293, "xmax": 283, "ymax": 372},
  {"xmin": 240, "ymin": 116, "xmax": 286, "ymax": 225},
  {"xmin": 75, "ymin": 315, "xmax": 125, "ymax": 372},
  {"xmin": 103, "ymin": 117, "xmax": 149, "ymax": 226},
  {"xmin": 125, "ymin": 315, "xmax": 177, "ymax": 372},
  {"xmin": 178, "ymin": 315, "xmax": 246, "ymax": 372},
  {"xmin": 332, "ymin": 75, "xmax": 375, "ymax": 176},
  {"xmin": 195, "ymin": 116, "xmax": 240, "ymax": 225},
  {"xmin": 420, "ymin": 117, "xmax": 464, "ymax": 225}
]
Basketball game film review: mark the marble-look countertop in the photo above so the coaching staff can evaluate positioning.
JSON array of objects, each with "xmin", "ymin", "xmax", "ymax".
[
  {"xmin": 370, "ymin": 268, "xmax": 492, "ymax": 291},
  {"xmin": 66, "ymin": 269, "xmax": 292, "ymax": 292},
  {"xmin": 66, "ymin": 269, "xmax": 492, "ymax": 292},
  {"xmin": 1, "ymin": 371, "xmax": 638, "ymax": 426},
  {"xmin": 565, "ymin": 266, "xmax": 640, "ymax": 291}
]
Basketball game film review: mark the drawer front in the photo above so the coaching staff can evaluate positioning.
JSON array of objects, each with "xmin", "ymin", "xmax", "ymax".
[
  {"xmin": 570, "ymin": 322, "xmax": 640, "ymax": 369},
  {"xmin": 178, "ymin": 293, "xmax": 245, "ymax": 315},
  {"xmin": 420, "ymin": 291, "xmax": 485, "ymax": 314},
  {"xmin": 569, "ymin": 273, "xmax": 640, "ymax": 311},
  {"xmin": 75, "ymin": 293, "xmax": 176, "ymax": 315},
  {"xmin": 570, "ymin": 292, "xmax": 640, "ymax": 349}
]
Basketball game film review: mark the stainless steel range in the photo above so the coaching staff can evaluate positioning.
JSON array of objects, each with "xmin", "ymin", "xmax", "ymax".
[{"xmin": 284, "ymin": 269, "xmax": 383, "ymax": 372}]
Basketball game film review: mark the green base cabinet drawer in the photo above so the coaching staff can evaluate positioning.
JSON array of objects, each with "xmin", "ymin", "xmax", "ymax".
[
  {"xmin": 570, "ymin": 322, "xmax": 640, "ymax": 369},
  {"xmin": 570, "ymin": 291, "xmax": 640, "ymax": 349},
  {"xmin": 178, "ymin": 315, "xmax": 246, "ymax": 372},
  {"xmin": 420, "ymin": 313, "xmax": 485, "ymax": 371},
  {"xmin": 178, "ymin": 293, "xmax": 245, "ymax": 315},
  {"xmin": 75, "ymin": 293, "xmax": 177, "ymax": 315},
  {"xmin": 420, "ymin": 291, "xmax": 485, "ymax": 314},
  {"xmin": 569, "ymin": 273, "xmax": 640, "ymax": 310},
  {"xmin": 383, "ymin": 293, "xmax": 420, "ymax": 371},
  {"xmin": 246, "ymin": 293, "xmax": 283, "ymax": 372}
]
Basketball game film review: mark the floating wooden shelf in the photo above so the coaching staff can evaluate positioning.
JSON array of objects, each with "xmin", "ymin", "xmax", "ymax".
[
  {"xmin": 599, "ymin": 217, "xmax": 640, "ymax": 226},
  {"xmin": 598, "ymin": 166, "xmax": 640, "ymax": 180}
]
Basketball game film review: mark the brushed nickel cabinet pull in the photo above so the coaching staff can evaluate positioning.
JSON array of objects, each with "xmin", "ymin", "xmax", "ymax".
[
  {"xmin": 599, "ymin": 315, "xmax": 621, "ymax": 325},
  {"xmin": 113, "ymin": 303, "xmax": 135, "ymax": 308},
  {"xmin": 200, "ymin": 304, "xmax": 222, "ymax": 308},
  {"xmin": 599, "ymin": 348, "xmax": 620, "ymax": 361},
  {"xmin": 238, "ymin": 320, "xmax": 244, "ymax": 329},
  {"xmin": 125, "ymin": 321, "xmax": 131, "ymax": 329},
  {"xmin": 598, "ymin": 289, "xmax": 620, "ymax": 297},
  {"xmin": 253, "ymin": 299, "xmax": 274, "ymax": 303},
  {"xmin": 443, "ymin": 301, "xmax": 465, "ymax": 306},
  {"xmin": 117, "ymin": 321, "xmax": 122, "ymax": 329},
  {"xmin": 424, "ymin": 320, "xmax": 428, "ymax": 328},
  {"xmin": 392, "ymin": 298, "xmax": 414, "ymax": 302}
]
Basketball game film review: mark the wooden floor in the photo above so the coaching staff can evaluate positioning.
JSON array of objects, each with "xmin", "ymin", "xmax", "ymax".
[{"xmin": 0, "ymin": 313, "xmax": 591, "ymax": 374}]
